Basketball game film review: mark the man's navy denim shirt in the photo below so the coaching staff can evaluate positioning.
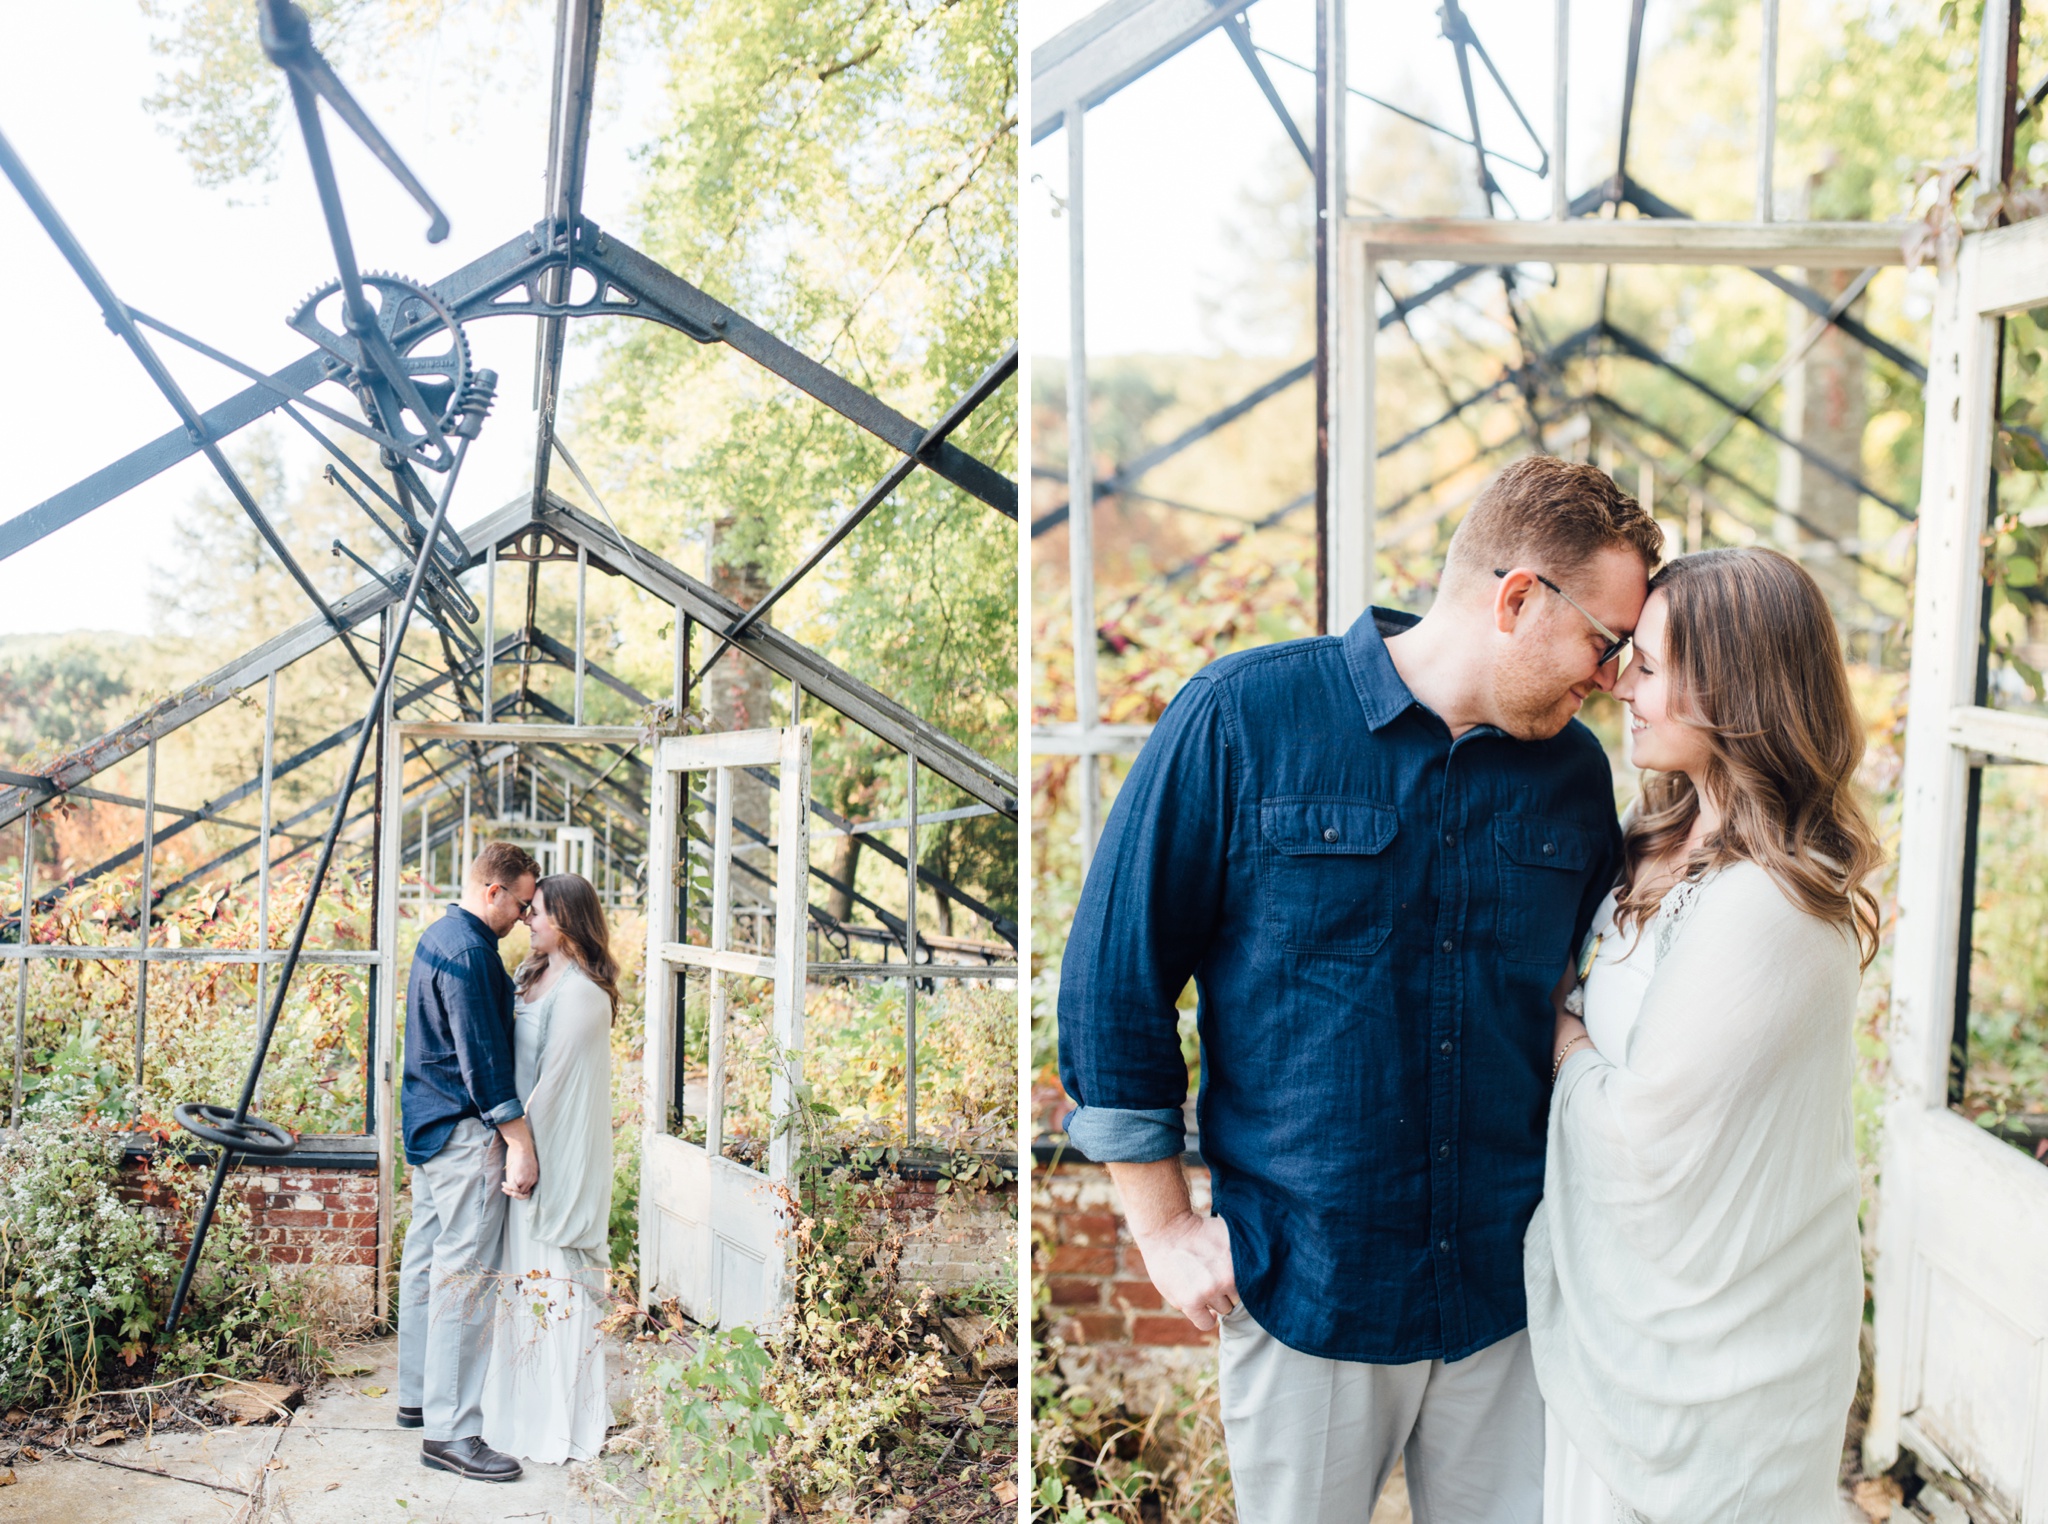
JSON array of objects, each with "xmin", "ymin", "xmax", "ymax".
[
  {"xmin": 402, "ymin": 905, "xmax": 525, "ymax": 1166},
  {"xmin": 1058, "ymin": 608, "xmax": 1622, "ymax": 1364}
]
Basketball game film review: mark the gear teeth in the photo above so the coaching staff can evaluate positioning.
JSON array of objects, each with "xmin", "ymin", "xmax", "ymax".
[{"xmin": 288, "ymin": 276, "xmax": 344, "ymax": 327}]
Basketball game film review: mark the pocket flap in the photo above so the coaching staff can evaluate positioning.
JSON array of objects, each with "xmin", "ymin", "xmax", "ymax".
[
  {"xmin": 1494, "ymin": 813, "xmax": 1592, "ymax": 870},
  {"xmin": 1261, "ymin": 796, "xmax": 1398, "ymax": 856}
]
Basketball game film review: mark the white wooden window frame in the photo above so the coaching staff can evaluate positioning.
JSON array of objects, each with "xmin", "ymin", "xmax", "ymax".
[
  {"xmin": 639, "ymin": 724, "xmax": 810, "ymax": 1329},
  {"xmin": 1865, "ymin": 213, "xmax": 2048, "ymax": 1516}
]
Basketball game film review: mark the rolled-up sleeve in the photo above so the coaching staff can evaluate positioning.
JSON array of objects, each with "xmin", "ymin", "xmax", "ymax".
[
  {"xmin": 443, "ymin": 950, "xmax": 524, "ymax": 1126},
  {"xmin": 1057, "ymin": 676, "xmax": 1232, "ymax": 1162}
]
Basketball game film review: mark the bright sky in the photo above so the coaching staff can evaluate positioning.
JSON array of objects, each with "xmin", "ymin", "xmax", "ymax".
[
  {"xmin": 1, "ymin": 0, "xmax": 1662, "ymax": 635},
  {"xmin": 1024, "ymin": 0, "xmax": 1651, "ymax": 360},
  {"xmin": 0, "ymin": 0, "xmax": 666, "ymax": 635}
]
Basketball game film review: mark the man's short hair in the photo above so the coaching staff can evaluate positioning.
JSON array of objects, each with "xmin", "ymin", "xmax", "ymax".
[
  {"xmin": 468, "ymin": 840, "xmax": 540, "ymax": 889},
  {"xmin": 1442, "ymin": 455, "xmax": 1664, "ymax": 591}
]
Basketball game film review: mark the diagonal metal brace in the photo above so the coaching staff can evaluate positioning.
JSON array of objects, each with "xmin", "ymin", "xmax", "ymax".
[
  {"xmin": 693, "ymin": 344, "xmax": 1019, "ymax": 685},
  {"xmin": 0, "ymin": 126, "xmax": 376, "ymax": 684}
]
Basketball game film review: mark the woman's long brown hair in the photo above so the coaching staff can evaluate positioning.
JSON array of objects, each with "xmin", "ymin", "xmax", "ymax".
[
  {"xmin": 1613, "ymin": 547, "xmax": 1885, "ymax": 968},
  {"xmin": 516, "ymin": 872, "xmax": 622, "ymax": 1021}
]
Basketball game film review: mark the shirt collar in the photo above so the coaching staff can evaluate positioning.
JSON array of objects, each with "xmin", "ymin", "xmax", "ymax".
[
  {"xmin": 448, "ymin": 904, "xmax": 495, "ymax": 943},
  {"xmin": 1343, "ymin": 606, "xmax": 1423, "ymax": 732}
]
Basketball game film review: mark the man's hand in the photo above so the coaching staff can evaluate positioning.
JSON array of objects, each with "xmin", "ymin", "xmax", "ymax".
[
  {"xmin": 1104, "ymin": 1157, "xmax": 1239, "ymax": 1332},
  {"xmin": 499, "ymin": 1117, "xmax": 539, "ymax": 1199},
  {"xmin": 1132, "ymin": 1210, "xmax": 1238, "ymax": 1331}
]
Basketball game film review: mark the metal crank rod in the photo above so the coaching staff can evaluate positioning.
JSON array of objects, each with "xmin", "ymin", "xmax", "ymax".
[{"xmin": 162, "ymin": 423, "xmax": 482, "ymax": 1338}]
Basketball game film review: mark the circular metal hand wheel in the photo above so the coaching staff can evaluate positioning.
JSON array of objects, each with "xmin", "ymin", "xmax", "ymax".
[
  {"xmin": 287, "ymin": 271, "xmax": 474, "ymax": 469},
  {"xmin": 173, "ymin": 1102, "xmax": 298, "ymax": 1157}
]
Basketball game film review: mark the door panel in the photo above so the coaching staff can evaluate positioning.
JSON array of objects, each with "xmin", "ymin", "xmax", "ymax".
[
  {"xmin": 1874, "ymin": 216, "xmax": 2048, "ymax": 1519},
  {"xmin": 638, "ymin": 725, "xmax": 809, "ymax": 1332}
]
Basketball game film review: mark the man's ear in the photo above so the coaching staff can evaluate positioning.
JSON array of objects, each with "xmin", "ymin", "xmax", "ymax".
[{"xmin": 1494, "ymin": 569, "xmax": 1536, "ymax": 636}]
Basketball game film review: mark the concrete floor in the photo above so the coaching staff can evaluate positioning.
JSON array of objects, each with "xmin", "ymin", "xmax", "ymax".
[{"xmin": 1, "ymin": 1336, "xmax": 633, "ymax": 1524}]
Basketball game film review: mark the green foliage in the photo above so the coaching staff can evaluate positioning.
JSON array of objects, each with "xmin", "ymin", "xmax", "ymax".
[
  {"xmin": 1029, "ymin": 1238, "xmax": 1231, "ymax": 1522},
  {"xmin": 0, "ymin": 643, "xmax": 130, "ymax": 765},
  {"xmin": 640, "ymin": 1324, "xmax": 789, "ymax": 1523},
  {"xmin": 0, "ymin": 1103, "xmax": 324, "ymax": 1412},
  {"xmin": 579, "ymin": 0, "xmax": 1018, "ymax": 918},
  {"xmin": 758, "ymin": 1175, "xmax": 947, "ymax": 1500},
  {"xmin": 1961, "ymin": 764, "xmax": 2048, "ymax": 1133},
  {"xmin": 706, "ymin": 976, "xmax": 1018, "ymax": 1157},
  {"xmin": 2, "ymin": 865, "xmax": 377, "ymax": 1136},
  {"xmin": 1985, "ymin": 309, "xmax": 2048, "ymax": 706}
]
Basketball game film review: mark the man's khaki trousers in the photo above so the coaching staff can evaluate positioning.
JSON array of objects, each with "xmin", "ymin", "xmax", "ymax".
[
  {"xmin": 1218, "ymin": 1304, "xmax": 1543, "ymax": 1524},
  {"xmin": 396, "ymin": 1118, "xmax": 507, "ymax": 1443}
]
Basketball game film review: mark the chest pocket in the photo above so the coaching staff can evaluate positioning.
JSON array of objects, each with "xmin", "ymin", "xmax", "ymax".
[
  {"xmin": 1261, "ymin": 796, "xmax": 1399, "ymax": 957},
  {"xmin": 1494, "ymin": 814, "xmax": 1596, "ymax": 967}
]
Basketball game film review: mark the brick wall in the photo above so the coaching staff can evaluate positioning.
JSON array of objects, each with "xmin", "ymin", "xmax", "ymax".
[
  {"xmin": 1035, "ymin": 1153, "xmax": 1218, "ymax": 1402},
  {"xmin": 121, "ymin": 1146, "xmax": 380, "ymax": 1327},
  {"xmin": 851, "ymin": 1168, "xmax": 1019, "ymax": 1292},
  {"xmin": 237, "ymin": 1166, "xmax": 380, "ymax": 1269}
]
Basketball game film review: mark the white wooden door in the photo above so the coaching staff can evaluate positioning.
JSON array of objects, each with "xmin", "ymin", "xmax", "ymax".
[
  {"xmin": 640, "ymin": 725, "xmax": 810, "ymax": 1331},
  {"xmin": 1869, "ymin": 215, "xmax": 2048, "ymax": 1519}
]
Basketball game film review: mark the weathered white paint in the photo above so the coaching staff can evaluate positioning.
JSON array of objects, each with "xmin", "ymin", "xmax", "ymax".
[
  {"xmin": 1868, "ymin": 60, "xmax": 2048, "ymax": 1503},
  {"xmin": 641, "ymin": 725, "xmax": 810, "ymax": 1331},
  {"xmin": 1345, "ymin": 216, "xmax": 1909, "ymax": 268}
]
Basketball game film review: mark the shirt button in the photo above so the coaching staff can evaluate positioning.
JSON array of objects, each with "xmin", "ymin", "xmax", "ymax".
[
  {"xmin": 1323, "ymin": 827, "xmax": 1339, "ymax": 843},
  {"xmin": 1442, "ymin": 831, "xmax": 1454, "ymax": 847},
  {"xmin": 1542, "ymin": 841, "xmax": 1556, "ymax": 856},
  {"xmin": 1439, "ymin": 1040, "xmax": 1453, "ymax": 1054},
  {"xmin": 1441, "ymin": 940, "xmax": 1454, "ymax": 954},
  {"xmin": 1437, "ymin": 1239, "xmax": 1451, "ymax": 1253},
  {"xmin": 1437, "ymin": 1142, "xmax": 1450, "ymax": 1159}
]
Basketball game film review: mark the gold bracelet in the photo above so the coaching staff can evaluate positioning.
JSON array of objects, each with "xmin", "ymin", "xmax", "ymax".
[{"xmin": 1551, "ymin": 1034, "xmax": 1592, "ymax": 1085}]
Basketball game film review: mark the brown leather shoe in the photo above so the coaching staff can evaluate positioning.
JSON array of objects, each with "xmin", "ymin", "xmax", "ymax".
[
  {"xmin": 396, "ymin": 1406, "xmax": 423, "ymax": 1429},
  {"xmin": 421, "ymin": 1435, "xmax": 522, "ymax": 1481}
]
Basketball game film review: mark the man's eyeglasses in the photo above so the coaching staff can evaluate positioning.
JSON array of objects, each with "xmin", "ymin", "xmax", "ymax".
[
  {"xmin": 491, "ymin": 883, "xmax": 535, "ymax": 918},
  {"xmin": 1494, "ymin": 568, "xmax": 1631, "ymax": 667}
]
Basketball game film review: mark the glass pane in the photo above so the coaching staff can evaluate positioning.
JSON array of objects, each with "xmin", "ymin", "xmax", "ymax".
[{"xmin": 1957, "ymin": 762, "xmax": 2048, "ymax": 1163}]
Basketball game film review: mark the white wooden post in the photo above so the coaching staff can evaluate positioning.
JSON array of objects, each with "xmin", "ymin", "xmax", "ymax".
[
  {"xmin": 482, "ymin": 542, "xmax": 497, "ymax": 720},
  {"xmin": 373, "ymin": 683, "xmax": 402, "ymax": 1326},
  {"xmin": 135, "ymin": 738, "xmax": 155, "ymax": 1088},
  {"xmin": 1066, "ymin": 102, "xmax": 1101, "ymax": 867},
  {"xmin": 905, "ymin": 751, "xmax": 919, "ymax": 1143},
  {"xmin": 705, "ymin": 768, "xmax": 733, "ymax": 1162},
  {"xmin": 767, "ymin": 724, "xmax": 810, "ymax": 1184},
  {"xmin": 574, "ymin": 542, "xmax": 588, "ymax": 725}
]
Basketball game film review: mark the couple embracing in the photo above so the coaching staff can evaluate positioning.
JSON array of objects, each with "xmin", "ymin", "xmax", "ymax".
[
  {"xmin": 395, "ymin": 841, "xmax": 620, "ymax": 1481},
  {"xmin": 1060, "ymin": 456, "xmax": 1882, "ymax": 1523}
]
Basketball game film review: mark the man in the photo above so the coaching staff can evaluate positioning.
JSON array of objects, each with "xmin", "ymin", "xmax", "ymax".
[
  {"xmin": 396, "ymin": 840, "xmax": 542, "ymax": 1482},
  {"xmin": 1058, "ymin": 457, "xmax": 1662, "ymax": 1522}
]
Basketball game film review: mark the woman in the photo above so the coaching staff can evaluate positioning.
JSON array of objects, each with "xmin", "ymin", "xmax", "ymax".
[
  {"xmin": 480, "ymin": 871, "xmax": 619, "ymax": 1465},
  {"xmin": 1526, "ymin": 548, "xmax": 1883, "ymax": 1524}
]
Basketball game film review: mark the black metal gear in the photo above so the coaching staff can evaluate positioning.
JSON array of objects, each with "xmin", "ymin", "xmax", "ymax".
[{"xmin": 288, "ymin": 271, "xmax": 473, "ymax": 469}]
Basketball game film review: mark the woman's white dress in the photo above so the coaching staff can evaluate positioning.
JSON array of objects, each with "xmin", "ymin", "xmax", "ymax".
[
  {"xmin": 480, "ymin": 965, "xmax": 615, "ymax": 1465},
  {"xmin": 1527, "ymin": 864, "xmax": 1863, "ymax": 1524}
]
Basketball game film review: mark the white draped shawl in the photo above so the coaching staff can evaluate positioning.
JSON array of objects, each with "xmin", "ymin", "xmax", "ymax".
[
  {"xmin": 517, "ymin": 965, "xmax": 615, "ymax": 1267},
  {"xmin": 1524, "ymin": 862, "xmax": 1863, "ymax": 1524}
]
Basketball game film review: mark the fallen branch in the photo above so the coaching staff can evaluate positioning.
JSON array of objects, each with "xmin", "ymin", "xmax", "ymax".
[{"xmin": 57, "ymin": 1444, "xmax": 252, "ymax": 1497}]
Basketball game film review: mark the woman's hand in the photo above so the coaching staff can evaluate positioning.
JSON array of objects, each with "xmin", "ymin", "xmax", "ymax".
[{"xmin": 1552, "ymin": 1010, "xmax": 1593, "ymax": 1081}]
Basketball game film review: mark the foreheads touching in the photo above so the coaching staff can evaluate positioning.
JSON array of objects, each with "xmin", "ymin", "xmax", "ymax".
[
  {"xmin": 1441, "ymin": 455, "xmax": 1662, "ymax": 619},
  {"xmin": 1436, "ymin": 456, "xmax": 1662, "ymax": 738},
  {"xmin": 464, "ymin": 840, "xmax": 541, "ymax": 938}
]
